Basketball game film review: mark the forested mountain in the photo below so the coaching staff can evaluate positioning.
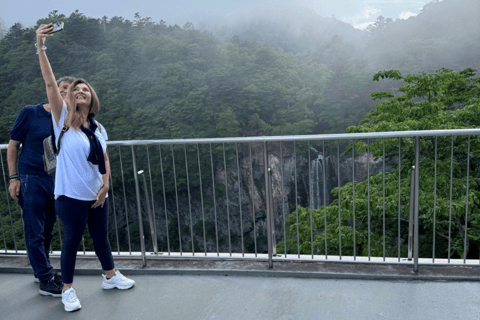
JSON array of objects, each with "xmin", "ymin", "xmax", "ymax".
[
  {"xmin": 364, "ymin": 0, "xmax": 480, "ymax": 73},
  {"xmin": 0, "ymin": 0, "xmax": 478, "ymax": 143},
  {"xmin": 0, "ymin": 0, "xmax": 479, "ymax": 256},
  {"xmin": 0, "ymin": 11, "xmax": 328, "ymax": 143}
]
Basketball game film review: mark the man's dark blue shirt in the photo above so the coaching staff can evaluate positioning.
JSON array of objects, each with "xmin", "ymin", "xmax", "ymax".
[{"xmin": 10, "ymin": 103, "xmax": 52, "ymax": 176}]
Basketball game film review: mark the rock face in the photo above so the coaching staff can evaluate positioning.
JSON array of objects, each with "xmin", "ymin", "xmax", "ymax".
[{"xmin": 108, "ymin": 144, "xmax": 387, "ymax": 254}]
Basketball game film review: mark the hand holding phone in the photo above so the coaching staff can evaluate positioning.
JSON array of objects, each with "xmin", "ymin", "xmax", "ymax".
[{"xmin": 48, "ymin": 22, "xmax": 64, "ymax": 34}]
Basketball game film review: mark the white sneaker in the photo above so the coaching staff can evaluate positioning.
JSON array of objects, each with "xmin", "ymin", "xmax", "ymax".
[
  {"xmin": 102, "ymin": 270, "xmax": 135, "ymax": 290},
  {"xmin": 62, "ymin": 287, "xmax": 81, "ymax": 312}
]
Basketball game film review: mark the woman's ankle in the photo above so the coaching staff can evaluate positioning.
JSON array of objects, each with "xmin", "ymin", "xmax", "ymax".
[
  {"xmin": 105, "ymin": 268, "xmax": 116, "ymax": 279},
  {"xmin": 63, "ymin": 284, "xmax": 72, "ymax": 291}
]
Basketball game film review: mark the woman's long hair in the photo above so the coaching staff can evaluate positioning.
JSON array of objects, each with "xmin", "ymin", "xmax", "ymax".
[{"xmin": 65, "ymin": 79, "xmax": 99, "ymax": 130}]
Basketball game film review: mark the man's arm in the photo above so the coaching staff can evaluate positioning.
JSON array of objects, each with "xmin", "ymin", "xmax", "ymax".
[{"xmin": 7, "ymin": 140, "xmax": 21, "ymax": 201}]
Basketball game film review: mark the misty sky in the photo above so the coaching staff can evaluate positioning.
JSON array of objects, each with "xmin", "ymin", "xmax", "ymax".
[{"xmin": 1, "ymin": 0, "xmax": 431, "ymax": 30}]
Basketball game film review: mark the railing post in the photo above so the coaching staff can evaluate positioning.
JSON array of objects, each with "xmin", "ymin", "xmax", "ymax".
[
  {"xmin": 268, "ymin": 168, "xmax": 277, "ymax": 257},
  {"xmin": 264, "ymin": 142, "xmax": 273, "ymax": 269},
  {"xmin": 408, "ymin": 166, "xmax": 415, "ymax": 261},
  {"xmin": 138, "ymin": 170, "xmax": 158, "ymax": 255},
  {"xmin": 131, "ymin": 146, "xmax": 147, "ymax": 267},
  {"xmin": 414, "ymin": 137, "xmax": 420, "ymax": 273}
]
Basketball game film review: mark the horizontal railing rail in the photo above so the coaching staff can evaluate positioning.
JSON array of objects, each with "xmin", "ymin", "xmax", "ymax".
[
  {"xmin": 1, "ymin": 129, "xmax": 480, "ymax": 271},
  {"xmin": 2, "ymin": 128, "xmax": 480, "ymax": 150}
]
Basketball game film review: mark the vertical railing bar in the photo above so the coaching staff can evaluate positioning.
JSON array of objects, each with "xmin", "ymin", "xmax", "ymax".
[
  {"xmin": 264, "ymin": 141, "xmax": 273, "ymax": 268},
  {"xmin": 0, "ymin": 150, "xmax": 17, "ymax": 252},
  {"xmin": 408, "ymin": 166, "xmax": 415, "ymax": 261},
  {"xmin": 108, "ymin": 150, "xmax": 120, "ymax": 255},
  {"xmin": 414, "ymin": 137, "xmax": 420, "ymax": 272},
  {"xmin": 337, "ymin": 140, "xmax": 341, "ymax": 260},
  {"xmin": 0, "ymin": 213, "xmax": 6, "ymax": 252},
  {"xmin": 82, "ymin": 236, "xmax": 86, "ymax": 254},
  {"xmin": 249, "ymin": 142, "xmax": 257, "ymax": 257},
  {"xmin": 223, "ymin": 143, "xmax": 232, "ymax": 256},
  {"xmin": 448, "ymin": 136, "xmax": 453, "ymax": 263},
  {"xmin": 408, "ymin": 166, "xmax": 416, "ymax": 260},
  {"xmin": 197, "ymin": 144, "xmax": 207, "ymax": 256},
  {"xmin": 171, "ymin": 145, "xmax": 182, "ymax": 255},
  {"xmin": 210, "ymin": 144, "xmax": 219, "ymax": 256},
  {"xmin": 131, "ymin": 145, "xmax": 146, "ymax": 267},
  {"xmin": 294, "ymin": 141, "xmax": 300, "ymax": 258},
  {"xmin": 367, "ymin": 139, "xmax": 371, "ymax": 261},
  {"xmin": 398, "ymin": 138, "xmax": 401, "ymax": 261},
  {"xmin": 382, "ymin": 138, "xmax": 386, "ymax": 261},
  {"xmin": 267, "ymin": 145, "xmax": 276, "ymax": 258},
  {"xmin": 118, "ymin": 147, "xmax": 132, "ymax": 255},
  {"xmin": 352, "ymin": 141, "xmax": 356, "ymax": 260},
  {"xmin": 464, "ymin": 135, "xmax": 470, "ymax": 264},
  {"xmin": 158, "ymin": 146, "xmax": 170, "ymax": 255},
  {"xmin": 184, "ymin": 144, "xmax": 194, "ymax": 255},
  {"xmin": 236, "ymin": 143, "xmax": 245, "ymax": 257},
  {"xmin": 308, "ymin": 142, "xmax": 313, "ymax": 259},
  {"xmin": 323, "ymin": 140, "xmax": 327, "ymax": 259},
  {"xmin": 280, "ymin": 141, "xmax": 287, "ymax": 258},
  {"xmin": 433, "ymin": 137, "xmax": 437, "ymax": 262},
  {"xmin": 139, "ymin": 171, "xmax": 157, "ymax": 255},
  {"xmin": 146, "ymin": 146, "xmax": 158, "ymax": 254},
  {"xmin": 0, "ymin": 149, "xmax": 9, "ymax": 252}
]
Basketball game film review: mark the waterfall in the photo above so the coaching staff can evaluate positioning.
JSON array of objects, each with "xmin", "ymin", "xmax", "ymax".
[{"xmin": 310, "ymin": 152, "xmax": 323, "ymax": 210}]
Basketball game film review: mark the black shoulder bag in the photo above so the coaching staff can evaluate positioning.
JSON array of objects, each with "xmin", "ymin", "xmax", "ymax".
[{"xmin": 43, "ymin": 121, "xmax": 69, "ymax": 176}]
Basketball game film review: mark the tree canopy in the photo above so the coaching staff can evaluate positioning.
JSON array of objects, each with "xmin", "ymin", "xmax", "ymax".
[{"xmin": 279, "ymin": 68, "xmax": 480, "ymax": 259}]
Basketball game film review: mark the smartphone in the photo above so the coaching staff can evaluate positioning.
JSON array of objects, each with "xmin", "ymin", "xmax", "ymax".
[{"xmin": 49, "ymin": 22, "xmax": 64, "ymax": 34}]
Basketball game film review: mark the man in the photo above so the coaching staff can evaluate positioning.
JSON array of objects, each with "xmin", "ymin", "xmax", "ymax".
[{"xmin": 7, "ymin": 76, "xmax": 75, "ymax": 297}]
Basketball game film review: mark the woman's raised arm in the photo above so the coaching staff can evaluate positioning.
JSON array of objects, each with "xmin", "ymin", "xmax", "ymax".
[{"xmin": 36, "ymin": 24, "xmax": 63, "ymax": 126}]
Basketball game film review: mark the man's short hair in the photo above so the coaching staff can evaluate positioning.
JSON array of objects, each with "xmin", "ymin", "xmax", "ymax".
[{"xmin": 56, "ymin": 76, "xmax": 76, "ymax": 87}]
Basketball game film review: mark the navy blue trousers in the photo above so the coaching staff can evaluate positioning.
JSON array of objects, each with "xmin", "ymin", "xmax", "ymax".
[
  {"xmin": 19, "ymin": 174, "xmax": 56, "ymax": 284},
  {"xmin": 55, "ymin": 196, "xmax": 114, "ymax": 284}
]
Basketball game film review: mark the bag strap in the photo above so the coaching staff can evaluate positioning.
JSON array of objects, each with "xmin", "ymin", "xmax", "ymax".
[
  {"xmin": 50, "ymin": 120, "xmax": 57, "ymax": 154},
  {"xmin": 55, "ymin": 126, "xmax": 69, "ymax": 156}
]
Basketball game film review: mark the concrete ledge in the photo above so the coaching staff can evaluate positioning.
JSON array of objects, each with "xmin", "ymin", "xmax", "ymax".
[{"xmin": 1, "ymin": 254, "xmax": 479, "ymax": 282}]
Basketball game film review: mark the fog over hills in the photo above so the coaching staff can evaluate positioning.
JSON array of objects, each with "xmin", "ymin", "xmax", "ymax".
[
  {"xmin": 198, "ymin": 4, "xmax": 365, "ymax": 54},
  {"xmin": 196, "ymin": 0, "xmax": 479, "ymax": 72}
]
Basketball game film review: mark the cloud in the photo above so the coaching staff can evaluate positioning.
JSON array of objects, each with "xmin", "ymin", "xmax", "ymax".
[
  {"xmin": 353, "ymin": 21, "xmax": 375, "ymax": 30},
  {"xmin": 399, "ymin": 11, "xmax": 418, "ymax": 20},
  {"xmin": 346, "ymin": 6, "xmax": 381, "ymax": 26},
  {"xmin": 363, "ymin": 8, "xmax": 381, "ymax": 19}
]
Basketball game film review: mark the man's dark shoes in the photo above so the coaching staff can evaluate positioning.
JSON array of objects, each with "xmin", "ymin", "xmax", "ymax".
[
  {"xmin": 39, "ymin": 275, "xmax": 63, "ymax": 297},
  {"xmin": 52, "ymin": 270, "xmax": 63, "ymax": 285},
  {"xmin": 35, "ymin": 270, "xmax": 61, "ymax": 284}
]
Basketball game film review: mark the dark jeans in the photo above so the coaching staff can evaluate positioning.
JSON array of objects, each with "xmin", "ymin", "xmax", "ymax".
[
  {"xmin": 19, "ymin": 174, "xmax": 56, "ymax": 284},
  {"xmin": 55, "ymin": 196, "xmax": 114, "ymax": 284}
]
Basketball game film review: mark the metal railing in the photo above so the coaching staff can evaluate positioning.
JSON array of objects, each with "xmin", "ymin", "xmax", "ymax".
[{"xmin": 1, "ymin": 129, "xmax": 479, "ymax": 272}]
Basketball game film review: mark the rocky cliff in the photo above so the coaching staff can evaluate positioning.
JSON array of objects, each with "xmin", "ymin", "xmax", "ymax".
[{"xmin": 108, "ymin": 143, "xmax": 388, "ymax": 254}]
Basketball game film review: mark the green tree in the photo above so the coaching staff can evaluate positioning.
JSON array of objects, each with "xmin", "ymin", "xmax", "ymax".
[
  {"xmin": 0, "ymin": 17, "xmax": 7, "ymax": 40},
  {"xmin": 279, "ymin": 68, "xmax": 480, "ymax": 259}
]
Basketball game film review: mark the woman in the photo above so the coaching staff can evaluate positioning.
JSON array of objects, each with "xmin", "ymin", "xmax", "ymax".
[{"xmin": 36, "ymin": 24, "xmax": 135, "ymax": 312}]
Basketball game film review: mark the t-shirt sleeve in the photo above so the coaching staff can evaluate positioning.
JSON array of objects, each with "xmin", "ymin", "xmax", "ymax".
[
  {"xmin": 10, "ymin": 108, "xmax": 30, "ymax": 142},
  {"xmin": 52, "ymin": 102, "xmax": 68, "ymax": 146}
]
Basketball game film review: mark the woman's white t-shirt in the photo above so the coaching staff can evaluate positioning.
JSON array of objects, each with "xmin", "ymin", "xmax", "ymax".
[{"xmin": 52, "ymin": 102, "xmax": 108, "ymax": 201}]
